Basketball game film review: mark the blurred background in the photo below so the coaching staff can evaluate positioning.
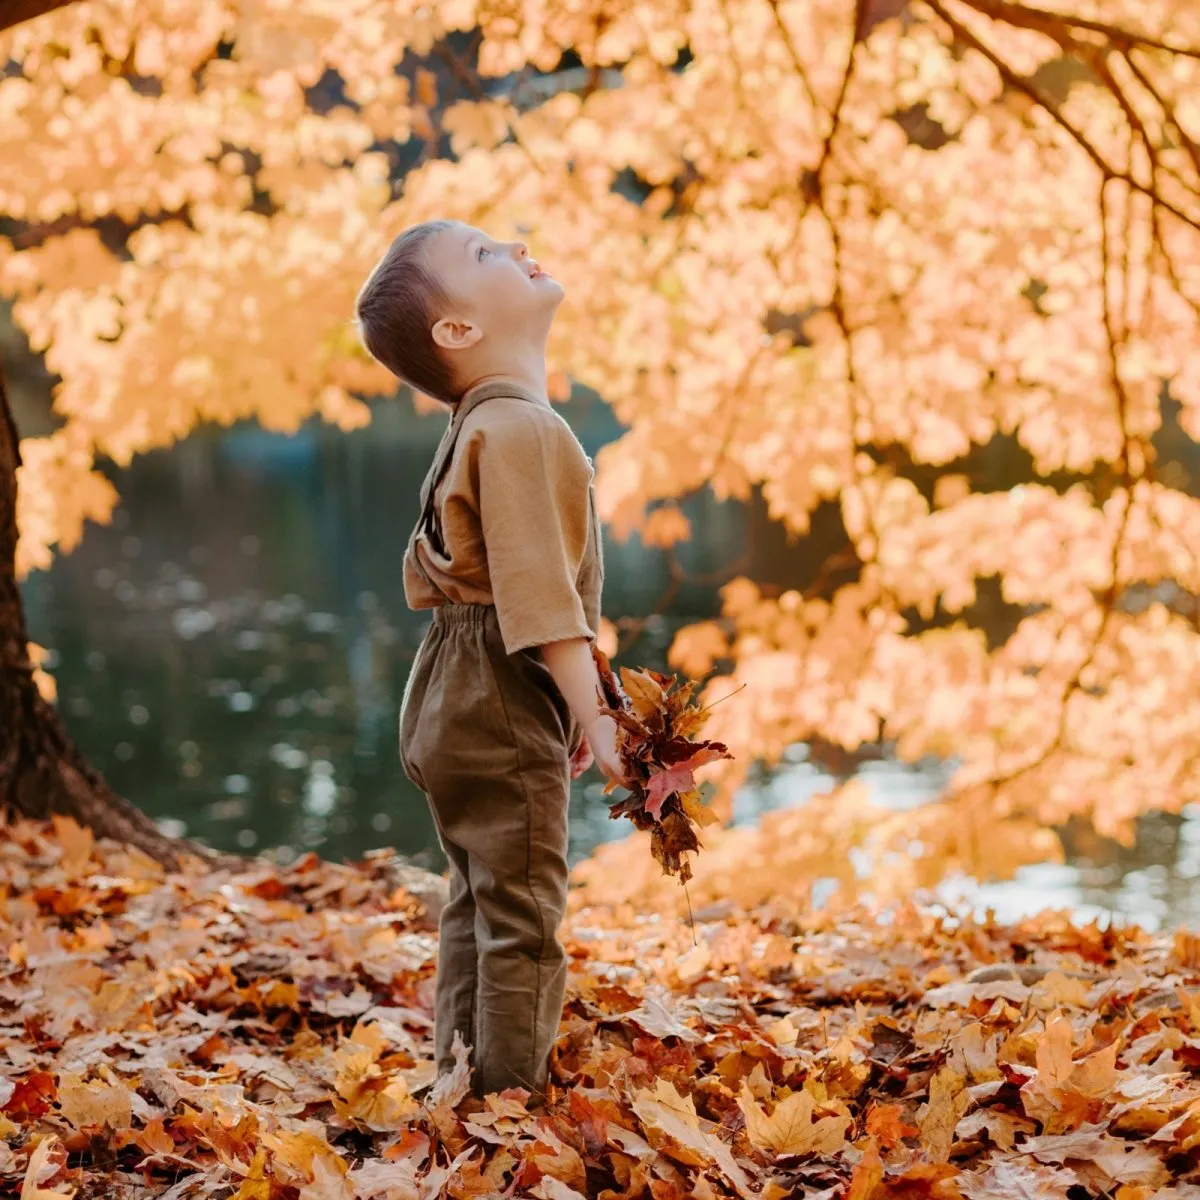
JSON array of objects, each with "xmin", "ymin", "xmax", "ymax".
[
  {"xmin": 10, "ymin": 328, "xmax": 1200, "ymax": 930},
  {"xmin": 5, "ymin": 1, "xmax": 1200, "ymax": 932}
]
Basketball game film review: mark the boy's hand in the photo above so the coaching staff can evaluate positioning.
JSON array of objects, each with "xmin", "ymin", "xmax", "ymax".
[
  {"xmin": 539, "ymin": 637, "xmax": 629, "ymax": 788},
  {"xmin": 587, "ymin": 715, "xmax": 628, "ymax": 788},
  {"xmin": 569, "ymin": 734, "xmax": 594, "ymax": 780}
]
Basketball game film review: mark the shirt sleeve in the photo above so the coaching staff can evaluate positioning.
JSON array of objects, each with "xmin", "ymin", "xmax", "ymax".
[{"xmin": 473, "ymin": 407, "xmax": 594, "ymax": 655}]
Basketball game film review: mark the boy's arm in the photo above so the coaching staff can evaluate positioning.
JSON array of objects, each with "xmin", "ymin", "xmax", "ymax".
[
  {"xmin": 541, "ymin": 637, "xmax": 627, "ymax": 786},
  {"xmin": 474, "ymin": 413, "xmax": 593, "ymax": 653},
  {"xmin": 472, "ymin": 410, "xmax": 623, "ymax": 782}
]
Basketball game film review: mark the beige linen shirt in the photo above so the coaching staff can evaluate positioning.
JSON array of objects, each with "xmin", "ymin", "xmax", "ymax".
[{"xmin": 403, "ymin": 380, "xmax": 603, "ymax": 655}]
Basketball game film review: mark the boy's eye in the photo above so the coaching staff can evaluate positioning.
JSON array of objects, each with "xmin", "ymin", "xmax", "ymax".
[{"xmin": 477, "ymin": 246, "xmax": 490, "ymax": 261}]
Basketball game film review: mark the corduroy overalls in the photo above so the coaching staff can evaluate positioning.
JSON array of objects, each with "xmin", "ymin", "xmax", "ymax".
[{"xmin": 399, "ymin": 383, "xmax": 602, "ymax": 1100}]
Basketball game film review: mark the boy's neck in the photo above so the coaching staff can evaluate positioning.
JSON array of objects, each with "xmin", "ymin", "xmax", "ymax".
[{"xmin": 459, "ymin": 359, "xmax": 549, "ymax": 407}]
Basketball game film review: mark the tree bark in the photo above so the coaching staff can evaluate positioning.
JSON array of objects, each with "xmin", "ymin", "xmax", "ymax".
[
  {"xmin": 0, "ymin": 0, "xmax": 75, "ymax": 36},
  {"xmin": 0, "ymin": 362, "xmax": 199, "ymax": 869}
]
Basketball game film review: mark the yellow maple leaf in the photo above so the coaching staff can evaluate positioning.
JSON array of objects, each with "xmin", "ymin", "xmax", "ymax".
[
  {"xmin": 919, "ymin": 1067, "xmax": 969, "ymax": 1163},
  {"xmin": 631, "ymin": 1079, "xmax": 754, "ymax": 1198},
  {"xmin": 619, "ymin": 666, "xmax": 666, "ymax": 722},
  {"xmin": 332, "ymin": 1076, "xmax": 417, "ymax": 1132},
  {"xmin": 668, "ymin": 622, "xmax": 730, "ymax": 683},
  {"xmin": 1023, "ymin": 1015, "xmax": 1120, "ymax": 1129},
  {"xmin": 56, "ymin": 1073, "xmax": 133, "ymax": 1131},
  {"xmin": 641, "ymin": 504, "xmax": 692, "ymax": 548},
  {"xmin": 845, "ymin": 1145, "xmax": 883, "ymax": 1200},
  {"xmin": 49, "ymin": 816, "xmax": 93, "ymax": 880},
  {"xmin": 680, "ymin": 788, "xmax": 721, "ymax": 827},
  {"xmin": 230, "ymin": 1148, "xmax": 272, "ymax": 1200},
  {"xmin": 428, "ymin": 1028, "xmax": 473, "ymax": 1108},
  {"xmin": 332, "ymin": 1042, "xmax": 377, "ymax": 1100},
  {"xmin": 261, "ymin": 1129, "xmax": 346, "ymax": 1188},
  {"xmin": 737, "ymin": 1083, "xmax": 850, "ymax": 1157}
]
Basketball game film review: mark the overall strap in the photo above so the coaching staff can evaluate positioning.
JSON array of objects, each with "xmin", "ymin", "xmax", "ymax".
[{"xmin": 416, "ymin": 381, "xmax": 545, "ymax": 559}]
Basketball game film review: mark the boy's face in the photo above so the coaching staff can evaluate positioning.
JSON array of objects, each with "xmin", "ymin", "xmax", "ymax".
[{"xmin": 426, "ymin": 222, "xmax": 564, "ymax": 350}]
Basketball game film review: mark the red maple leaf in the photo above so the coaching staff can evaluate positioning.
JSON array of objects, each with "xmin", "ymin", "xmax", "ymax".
[{"xmin": 644, "ymin": 745, "xmax": 730, "ymax": 818}]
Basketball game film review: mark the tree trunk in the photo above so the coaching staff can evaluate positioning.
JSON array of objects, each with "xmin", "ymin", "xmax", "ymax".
[
  {"xmin": 0, "ymin": 0, "xmax": 230, "ymax": 871},
  {"xmin": 0, "ymin": 362, "xmax": 198, "ymax": 869}
]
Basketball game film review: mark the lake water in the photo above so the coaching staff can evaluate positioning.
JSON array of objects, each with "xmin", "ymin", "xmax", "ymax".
[{"xmin": 19, "ymin": 393, "xmax": 1200, "ymax": 932}]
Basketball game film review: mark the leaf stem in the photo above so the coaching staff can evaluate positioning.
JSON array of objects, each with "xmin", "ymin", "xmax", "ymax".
[
  {"xmin": 697, "ymin": 682, "xmax": 748, "ymax": 714},
  {"xmin": 682, "ymin": 877, "xmax": 698, "ymax": 946}
]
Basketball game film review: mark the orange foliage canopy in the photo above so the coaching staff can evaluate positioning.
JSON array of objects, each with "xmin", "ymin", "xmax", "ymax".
[{"xmin": 3, "ymin": 1, "xmax": 1200, "ymax": 889}]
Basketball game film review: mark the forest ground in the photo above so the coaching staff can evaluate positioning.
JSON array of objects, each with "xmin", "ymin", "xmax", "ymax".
[{"xmin": 1, "ymin": 816, "xmax": 1198, "ymax": 1200}]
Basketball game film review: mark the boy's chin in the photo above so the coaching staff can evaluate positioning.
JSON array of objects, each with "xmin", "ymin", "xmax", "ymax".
[{"xmin": 533, "ymin": 284, "xmax": 565, "ymax": 319}]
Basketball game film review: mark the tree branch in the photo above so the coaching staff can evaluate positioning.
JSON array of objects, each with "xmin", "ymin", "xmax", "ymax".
[
  {"xmin": 1120, "ymin": 48, "xmax": 1200, "ymax": 184},
  {"xmin": 923, "ymin": 0, "xmax": 1200, "ymax": 234},
  {"xmin": 958, "ymin": 0, "xmax": 1200, "ymax": 60},
  {"xmin": 762, "ymin": 0, "xmax": 823, "ymax": 124},
  {"xmin": 0, "ymin": 0, "xmax": 75, "ymax": 36}
]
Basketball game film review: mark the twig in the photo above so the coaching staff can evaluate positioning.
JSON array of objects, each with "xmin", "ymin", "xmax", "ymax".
[
  {"xmin": 697, "ymin": 682, "xmax": 748, "ymax": 715},
  {"xmin": 682, "ymin": 877, "xmax": 698, "ymax": 946}
]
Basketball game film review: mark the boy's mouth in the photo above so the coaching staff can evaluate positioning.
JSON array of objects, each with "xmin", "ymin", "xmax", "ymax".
[{"xmin": 529, "ymin": 261, "xmax": 547, "ymax": 279}]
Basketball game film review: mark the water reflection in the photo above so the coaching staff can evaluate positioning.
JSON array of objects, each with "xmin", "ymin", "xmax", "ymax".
[
  {"xmin": 22, "ymin": 393, "xmax": 733, "ymax": 870},
  {"xmin": 18, "ymin": 393, "xmax": 1200, "ymax": 930}
]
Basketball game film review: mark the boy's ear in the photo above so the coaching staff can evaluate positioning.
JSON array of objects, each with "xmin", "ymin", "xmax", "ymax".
[{"xmin": 431, "ymin": 317, "xmax": 483, "ymax": 351}]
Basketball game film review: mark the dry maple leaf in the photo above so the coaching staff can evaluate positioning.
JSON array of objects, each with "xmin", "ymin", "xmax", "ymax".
[
  {"xmin": 349, "ymin": 1161, "xmax": 420, "ymax": 1200},
  {"xmin": 919, "ymin": 1066, "xmax": 970, "ymax": 1163},
  {"xmin": 529, "ymin": 1177, "xmax": 586, "ymax": 1200},
  {"xmin": 593, "ymin": 647, "xmax": 733, "ymax": 882},
  {"xmin": 55, "ymin": 1074, "xmax": 132, "ymax": 1132},
  {"xmin": 844, "ymin": 1145, "xmax": 883, "ymax": 1200},
  {"xmin": 630, "ymin": 1078, "xmax": 753, "ymax": 1198},
  {"xmin": 1023, "ymin": 1124, "xmax": 1168, "ymax": 1189},
  {"xmin": 330, "ymin": 1029, "xmax": 419, "ymax": 1131},
  {"xmin": 955, "ymin": 1107, "xmax": 1034, "ymax": 1152},
  {"xmin": 415, "ymin": 1147, "xmax": 479, "ymax": 1200},
  {"xmin": 528, "ymin": 1124, "xmax": 588, "ymax": 1191},
  {"xmin": 298, "ymin": 1154, "xmax": 354, "ymax": 1200},
  {"xmin": 19, "ymin": 1137, "xmax": 74, "ymax": 1200},
  {"xmin": 48, "ymin": 816, "xmax": 93, "ymax": 880},
  {"xmin": 261, "ymin": 1129, "xmax": 350, "ymax": 1190},
  {"xmin": 622, "ymin": 991, "xmax": 702, "ymax": 1042},
  {"xmin": 1, "ymin": 814, "xmax": 1193, "ymax": 1200},
  {"xmin": 428, "ymin": 1030, "xmax": 472, "ymax": 1109},
  {"xmin": 1022, "ymin": 1015, "xmax": 1121, "ymax": 1130},
  {"xmin": 958, "ymin": 1158, "xmax": 1078, "ymax": 1200},
  {"xmin": 737, "ymin": 1082, "xmax": 851, "ymax": 1158},
  {"xmin": 864, "ymin": 1102, "xmax": 919, "ymax": 1151}
]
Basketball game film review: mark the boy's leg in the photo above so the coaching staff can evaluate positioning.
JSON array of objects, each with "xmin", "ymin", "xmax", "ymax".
[
  {"xmin": 399, "ymin": 625, "xmax": 478, "ymax": 1077},
  {"xmin": 409, "ymin": 607, "xmax": 572, "ymax": 1103},
  {"xmin": 464, "ymin": 748, "xmax": 569, "ymax": 1101},
  {"xmin": 460, "ymin": 620, "xmax": 572, "ymax": 1102},
  {"xmin": 431, "ymin": 837, "xmax": 478, "ymax": 1075}
]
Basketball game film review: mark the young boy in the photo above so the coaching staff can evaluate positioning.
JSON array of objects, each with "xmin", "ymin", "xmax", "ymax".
[{"xmin": 354, "ymin": 220, "xmax": 626, "ymax": 1104}]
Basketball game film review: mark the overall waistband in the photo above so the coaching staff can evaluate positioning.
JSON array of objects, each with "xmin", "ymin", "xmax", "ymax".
[{"xmin": 431, "ymin": 602, "xmax": 496, "ymax": 628}]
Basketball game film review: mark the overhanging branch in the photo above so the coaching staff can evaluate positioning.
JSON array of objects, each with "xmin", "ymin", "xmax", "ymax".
[
  {"xmin": 924, "ymin": 0, "xmax": 1200, "ymax": 234},
  {"xmin": 0, "ymin": 0, "xmax": 75, "ymax": 36},
  {"xmin": 959, "ymin": 0, "xmax": 1200, "ymax": 60}
]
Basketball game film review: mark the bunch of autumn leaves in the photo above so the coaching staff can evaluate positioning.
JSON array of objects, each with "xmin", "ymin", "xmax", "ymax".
[{"xmin": 592, "ymin": 647, "xmax": 730, "ymax": 883}]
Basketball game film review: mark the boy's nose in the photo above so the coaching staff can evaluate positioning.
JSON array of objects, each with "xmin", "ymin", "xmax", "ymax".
[{"xmin": 510, "ymin": 242, "xmax": 528, "ymax": 260}]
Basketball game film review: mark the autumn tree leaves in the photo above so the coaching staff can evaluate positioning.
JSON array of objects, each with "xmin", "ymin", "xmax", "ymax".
[{"xmin": 1, "ymin": 1, "xmax": 1199, "ymax": 878}]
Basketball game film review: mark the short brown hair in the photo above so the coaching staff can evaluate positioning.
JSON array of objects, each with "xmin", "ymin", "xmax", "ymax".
[{"xmin": 354, "ymin": 220, "xmax": 461, "ymax": 405}]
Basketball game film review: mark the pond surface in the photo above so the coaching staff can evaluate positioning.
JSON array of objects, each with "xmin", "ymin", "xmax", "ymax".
[{"xmin": 19, "ymin": 392, "xmax": 1200, "ymax": 932}]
